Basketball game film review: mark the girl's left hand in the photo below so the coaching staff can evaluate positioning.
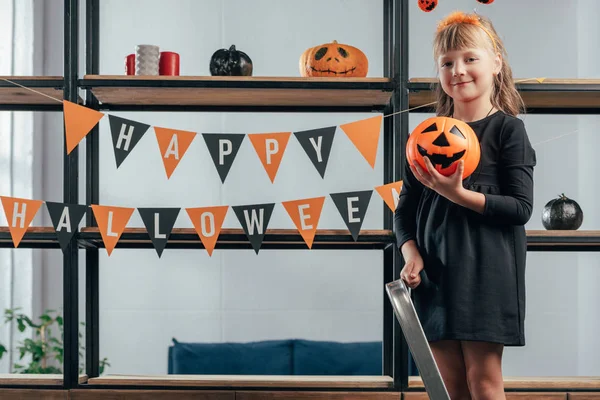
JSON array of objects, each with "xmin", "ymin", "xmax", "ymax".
[{"xmin": 410, "ymin": 157, "xmax": 465, "ymax": 203}]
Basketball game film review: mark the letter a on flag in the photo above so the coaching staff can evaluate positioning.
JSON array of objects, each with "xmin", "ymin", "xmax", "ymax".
[{"xmin": 155, "ymin": 127, "xmax": 197, "ymax": 179}]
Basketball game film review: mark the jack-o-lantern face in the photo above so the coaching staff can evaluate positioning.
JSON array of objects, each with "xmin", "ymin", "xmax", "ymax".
[
  {"xmin": 299, "ymin": 41, "xmax": 368, "ymax": 77},
  {"xmin": 406, "ymin": 116, "xmax": 481, "ymax": 178},
  {"xmin": 418, "ymin": 0, "xmax": 438, "ymax": 12}
]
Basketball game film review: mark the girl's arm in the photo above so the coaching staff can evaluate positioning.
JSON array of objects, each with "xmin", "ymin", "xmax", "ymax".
[
  {"xmin": 477, "ymin": 117, "xmax": 536, "ymax": 225},
  {"xmin": 394, "ymin": 160, "xmax": 424, "ymax": 250}
]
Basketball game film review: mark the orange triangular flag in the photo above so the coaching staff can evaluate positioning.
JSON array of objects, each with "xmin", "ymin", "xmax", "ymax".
[
  {"xmin": 185, "ymin": 206, "xmax": 229, "ymax": 256},
  {"xmin": 375, "ymin": 180, "xmax": 403, "ymax": 212},
  {"xmin": 281, "ymin": 196, "xmax": 325, "ymax": 249},
  {"xmin": 63, "ymin": 100, "xmax": 105, "ymax": 154},
  {"xmin": 154, "ymin": 127, "xmax": 197, "ymax": 179},
  {"xmin": 0, "ymin": 196, "xmax": 43, "ymax": 247},
  {"xmin": 248, "ymin": 132, "xmax": 292, "ymax": 183},
  {"xmin": 339, "ymin": 115, "xmax": 383, "ymax": 168},
  {"xmin": 90, "ymin": 205, "xmax": 135, "ymax": 256}
]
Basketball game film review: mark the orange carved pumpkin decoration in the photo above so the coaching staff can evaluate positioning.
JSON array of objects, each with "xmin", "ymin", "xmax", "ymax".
[
  {"xmin": 406, "ymin": 116, "xmax": 481, "ymax": 179},
  {"xmin": 299, "ymin": 40, "xmax": 368, "ymax": 77},
  {"xmin": 418, "ymin": 0, "xmax": 438, "ymax": 12}
]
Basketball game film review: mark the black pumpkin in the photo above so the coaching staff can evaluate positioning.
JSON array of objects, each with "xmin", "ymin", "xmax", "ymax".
[
  {"xmin": 541, "ymin": 194, "xmax": 583, "ymax": 230},
  {"xmin": 209, "ymin": 44, "xmax": 253, "ymax": 76}
]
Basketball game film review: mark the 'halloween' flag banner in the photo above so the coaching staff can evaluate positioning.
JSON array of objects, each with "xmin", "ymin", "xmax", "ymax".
[
  {"xmin": 0, "ymin": 196, "xmax": 44, "ymax": 247},
  {"xmin": 375, "ymin": 180, "xmax": 403, "ymax": 212},
  {"xmin": 185, "ymin": 205, "xmax": 229, "ymax": 256},
  {"xmin": 329, "ymin": 190, "xmax": 373, "ymax": 242},
  {"xmin": 154, "ymin": 127, "xmax": 197, "ymax": 179},
  {"xmin": 45, "ymin": 202, "xmax": 88, "ymax": 250},
  {"xmin": 339, "ymin": 115, "xmax": 382, "ymax": 169},
  {"xmin": 232, "ymin": 203, "xmax": 275, "ymax": 254},
  {"xmin": 281, "ymin": 196, "xmax": 326, "ymax": 249},
  {"xmin": 202, "ymin": 133, "xmax": 245, "ymax": 183},
  {"xmin": 90, "ymin": 205, "xmax": 135, "ymax": 256},
  {"xmin": 248, "ymin": 132, "xmax": 291, "ymax": 183},
  {"xmin": 109, "ymin": 115, "xmax": 151, "ymax": 168},
  {"xmin": 63, "ymin": 100, "xmax": 105, "ymax": 155},
  {"xmin": 138, "ymin": 208, "xmax": 181, "ymax": 257},
  {"xmin": 293, "ymin": 126, "xmax": 336, "ymax": 179}
]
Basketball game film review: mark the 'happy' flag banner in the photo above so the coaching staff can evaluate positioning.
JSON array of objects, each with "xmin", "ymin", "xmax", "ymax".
[
  {"xmin": 0, "ymin": 179, "xmax": 401, "ymax": 256},
  {"xmin": 61, "ymin": 102, "xmax": 383, "ymax": 180}
]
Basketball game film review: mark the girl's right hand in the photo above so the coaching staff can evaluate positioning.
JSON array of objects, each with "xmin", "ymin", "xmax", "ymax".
[{"xmin": 400, "ymin": 254, "xmax": 424, "ymax": 289}]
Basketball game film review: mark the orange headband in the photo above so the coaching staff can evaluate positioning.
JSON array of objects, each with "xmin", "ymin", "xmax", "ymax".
[{"xmin": 436, "ymin": 11, "xmax": 499, "ymax": 54}]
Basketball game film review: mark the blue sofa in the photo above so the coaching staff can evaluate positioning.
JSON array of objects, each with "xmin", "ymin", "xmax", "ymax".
[{"xmin": 168, "ymin": 338, "xmax": 384, "ymax": 375}]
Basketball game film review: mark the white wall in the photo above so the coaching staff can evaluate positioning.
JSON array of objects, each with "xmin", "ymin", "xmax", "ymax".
[{"xmin": 35, "ymin": 0, "xmax": 600, "ymax": 377}]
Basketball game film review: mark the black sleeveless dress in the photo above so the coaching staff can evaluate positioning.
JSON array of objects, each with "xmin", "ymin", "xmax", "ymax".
[{"xmin": 394, "ymin": 111, "xmax": 536, "ymax": 346}]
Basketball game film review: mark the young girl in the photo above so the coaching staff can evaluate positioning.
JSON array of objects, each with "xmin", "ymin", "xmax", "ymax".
[{"xmin": 394, "ymin": 11, "xmax": 536, "ymax": 400}]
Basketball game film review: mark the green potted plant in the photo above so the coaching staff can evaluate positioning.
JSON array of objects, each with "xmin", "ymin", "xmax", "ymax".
[{"xmin": 0, "ymin": 308, "xmax": 109, "ymax": 374}]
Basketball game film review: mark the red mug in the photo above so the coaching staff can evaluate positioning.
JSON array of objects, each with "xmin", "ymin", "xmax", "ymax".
[
  {"xmin": 159, "ymin": 51, "xmax": 180, "ymax": 76},
  {"xmin": 125, "ymin": 54, "xmax": 135, "ymax": 75}
]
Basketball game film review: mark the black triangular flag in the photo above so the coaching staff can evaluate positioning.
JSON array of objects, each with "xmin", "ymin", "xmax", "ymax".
[
  {"xmin": 137, "ymin": 208, "xmax": 181, "ymax": 257},
  {"xmin": 330, "ymin": 190, "xmax": 373, "ymax": 241},
  {"xmin": 202, "ymin": 133, "xmax": 245, "ymax": 183},
  {"xmin": 108, "ymin": 115, "xmax": 151, "ymax": 168},
  {"xmin": 232, "ymin": 203, "xmax": 275, "ymax": 254},
  {"xmin": 45, "ymin": 202, "xmax": 88, "ymax": 251},
  {"xmin": 294, "ymin": 126, "xmax": 336, "ymax": 178}
]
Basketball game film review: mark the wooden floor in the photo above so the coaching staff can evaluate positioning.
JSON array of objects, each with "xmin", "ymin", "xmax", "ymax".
[{"xmin": 1, "ymin": 374, "xmax": 600, "ymax": 399}]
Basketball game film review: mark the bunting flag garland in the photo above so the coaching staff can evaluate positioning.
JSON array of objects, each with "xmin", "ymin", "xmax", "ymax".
[
  {"xmin": 63, "ymin": 100, "xmax": 105, "ymax": 155},
  {"xmin": 232, "ymin": 203, "xmax": 276, "ymax": 254},
  {"xmin": 0, "ymin": 196, "xmax": 44, "ymax": 247},
  {"xmin": 375, "ymin": 180, "xmax": 404, "ymax": 212},
  {"xmin": 137, "ymin": 208, "xmax": 181, "ymax": 257},
  {"xmin": 90, "ymin": 205, "xmax": 135, "ymax": 256},
  {"xmin": 154, "ymin": 127, "xmax": 197, "ymax": 179},
  {"xmin": 0, "ymin": 183, "xmax": 401, "ymax": 256},
  {"xmin": 108, "ymin": 115, "xmax": 151, "ymax": 168},
  {"xmin": 281, "ymin": 196, "xmax": 326, "ymax": 249},
  {"xmin": 45, "ymin": 202, "xmax": 88, "ymax": 250},
  {"xmin": 293, "ymin": 127, "xmax": 337, "ymax": 179},
  {"xmin": 60, "ymin": 100, "xmax": 385, "ymax": 180},
  {"xmin": 185, "ymin": 206, "xmax": 229, "ymax": 256},
  {"xmin": 202, "ymin": 133, "xmax": 246, "ymax": 183}
]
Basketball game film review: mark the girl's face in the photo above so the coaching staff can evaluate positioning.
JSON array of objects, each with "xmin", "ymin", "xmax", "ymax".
[{"xmin": 437, "ymin": 47, "xmax": 501, "ymax": 105}]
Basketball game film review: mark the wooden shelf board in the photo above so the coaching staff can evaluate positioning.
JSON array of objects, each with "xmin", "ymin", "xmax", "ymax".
[
  {"xmin": 82, "ymin": 75, "xmax": 393, "ymax": 108},
  {"xmin": 408, "ymin": 78, "xmax": 600, "ymax": 109},
  {"xmin": 0, "ymin": 373, "xmax": 88, "ymax": 385},
  {"xmin": 0, "ymin": 76, "xmax": 64, "ymax": 105},
  {"xmin": 409, "ymin": 376, "xmax": 600, "ymax": 390},
  {"xmin": 86, "ymin": 374, "xmax": 393, "ymax": 389},
  {"xmin": 2, "ymin": 227, "xmax": 600, "ymax": 249}
]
